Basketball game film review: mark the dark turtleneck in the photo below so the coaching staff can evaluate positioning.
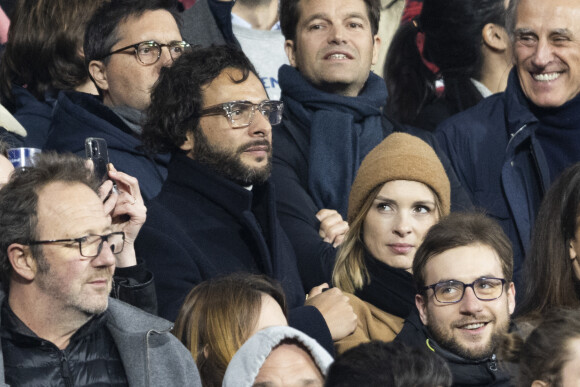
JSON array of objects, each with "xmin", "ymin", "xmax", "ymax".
[
  {"xmin": 533, "ymin": 92, "xmax": 580, "ymax": 183},
  {"xmin": 354, "ymin": 251, "xmax": 416, "ymax": 319}
]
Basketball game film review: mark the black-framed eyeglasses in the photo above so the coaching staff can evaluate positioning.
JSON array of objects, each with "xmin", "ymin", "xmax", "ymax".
[
  {"xmin": 100, "ymin": 40, "xmax": 191, "ymax": 65},
  {"xmin": 200, "ymin": 100, "xmax": 284, "ymax": 129},
  {"xmin": 422, "ymin": 277, "xmax": 507, "ymax": 304},
  {"xmin": 28, "ymin": 232, "xmax": 125, "ymax": 258}
]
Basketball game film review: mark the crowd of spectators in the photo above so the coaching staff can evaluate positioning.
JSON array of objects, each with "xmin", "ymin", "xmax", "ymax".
[{"xmin": 0, "ymin": 0, "xmax": 580, "ymax": 385}]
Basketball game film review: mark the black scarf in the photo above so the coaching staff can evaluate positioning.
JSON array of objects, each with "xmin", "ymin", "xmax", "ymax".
[
  {"xmin": 279, "ymin": 65, "xmax": 387, "ymax": 218},
  {"xmin": 354, "ymin": 251, "xmax": 416, "ymax": 319}
]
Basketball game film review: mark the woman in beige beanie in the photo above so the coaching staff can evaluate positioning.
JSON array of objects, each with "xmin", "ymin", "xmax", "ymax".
[{"xmin": 332, "ymin": 132, "xmax": 450, "ymax": 354}]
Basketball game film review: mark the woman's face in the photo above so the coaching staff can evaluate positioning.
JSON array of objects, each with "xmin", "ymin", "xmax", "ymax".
[
  {"xmin": 0, "ymin": 155, "xmax": 14, "ymax": 186},
  {"xmin": 250, "ymin": 294, "xmax": 288, "ymax": 337},
  {"xmin": 568, "ymin": 219, "xmax": 580, "ymax": 280},
  {"xmin": 362, "ymin": 180, "xmax": 439, "ymax": 272},
  {"xmin": 533, "ymin": 338, "xmax": 580, "ymax": 387}
]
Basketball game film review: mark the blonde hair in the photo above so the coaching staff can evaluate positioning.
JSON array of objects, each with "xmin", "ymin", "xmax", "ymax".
[{"xmin": 333, "ymin": 183, "xmax": 443, "ymax": 293}]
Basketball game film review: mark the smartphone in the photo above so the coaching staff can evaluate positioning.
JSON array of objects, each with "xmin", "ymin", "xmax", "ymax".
[{"xmin": 85, "ymin": 137, "xmax": 110, "ymax": 183}]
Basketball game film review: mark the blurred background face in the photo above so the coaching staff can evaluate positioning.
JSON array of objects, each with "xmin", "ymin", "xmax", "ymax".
[
  {"xmin": 250, "ymin": 294, "xmax": 288, "ymax": 336},
  {"xmin": 0, "ymin": 155, "xmax": 14, "ymax": 186},
  {"xmin": 362, "ymin": 180, "xmax": 439, "ymax": 271},
  {"xmin": 558, "ymin": 338, "xmax": 580, "ymax": 387}
]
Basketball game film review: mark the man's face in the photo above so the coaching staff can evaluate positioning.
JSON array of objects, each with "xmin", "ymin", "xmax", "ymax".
[
  {"xmin": 91, "ymin": 10, "xmax": 183, "ymax": 111},
  {"xmin": 514, "ymin": 0, "xmax": 580, "ymax": 108},
  {"xmin": 284, "ymin": 0, "xmax": 380, "ymax": 97},
  {"xmin": 416, "ymin": 243, "xmax": 516, "ymax": 360},
  {"xmin": 33, "ymin": 182, "xmax": 115, "ymax": 317},
  {"xmin": 181, "ymin": 68, "xmax": 273, "ymax": 186},
  {"xmin": 254, "ymin": 343, "xmax": 324, "ymax": 387}
]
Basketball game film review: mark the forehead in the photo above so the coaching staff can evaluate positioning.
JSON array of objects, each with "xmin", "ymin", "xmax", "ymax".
[
  {"xmin": 516, "ymin": 0, "xmax": 580, "ymax": 34},
  {"xmin": 36, "ymin": 182, "xmax": 109, "ymax": 238},
  {"xmin": 115, "ymin": 9, "xmax": 181, "ymax": 44},
  {"xmin": 423, "ymin": 244, "xmax": 504, "ymax": 284},
  {"xmin": 297, "ymin": 0, "xmax": 370, "ymax": 24},
  {"xmin": 254, "ymin": 344, "xmax": 323, "ymax": 385},
  {"xmin": 202, "ymin": 69, "xmax": 268, "ymax": 106},
  {"xmin": 377, "ymin": 180, "xmax": 435, "ymax": 202}
]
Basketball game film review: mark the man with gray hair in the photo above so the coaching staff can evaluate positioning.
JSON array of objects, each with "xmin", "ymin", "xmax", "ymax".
[
  {"xmin": 435, "ymin": 0, "xmax": 580, "ymax": 288},
  {"xmin": 0, "ymin": 153, "xmax": 200, "ymax": 386}
]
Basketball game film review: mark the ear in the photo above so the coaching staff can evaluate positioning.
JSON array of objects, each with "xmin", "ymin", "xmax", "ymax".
[
  {"xmin": 570, "ymin": 239, "xmax": 578, "ymax": 260},
  {"xmin": 285, "ymin": 40, "xmax": 297, "ymax": 67},
  {"xmin": 507, "ymin": 282, "xmax": 516, "ymax": 315},
  {"xmin": 531, "ymin": 380, "xmax": 549, "ymax": 387},
  {"xmin": 416, "ymin": 294, "xmax": 429, "ymax": 326},
  {"xmin": 7, "ymin": 243, "xmax": 37, "ymax": 281},
  {"xmin": 482, "ymin": 23, "xmax": 508, "ymax": 52},
  {"xmin": 203, "ymin": 344, "xmax": 209, "ymax": 359},
  {"xmin": 371, "ymin": 35, "xmax": 382, "ymax": 66},
  {"xmin": 88, "ymin": 60, "xmax": 110, "ymax": 92},
  {"xmin": 180, "ymin": 131, "xmax": 195, "ymax": 154}
]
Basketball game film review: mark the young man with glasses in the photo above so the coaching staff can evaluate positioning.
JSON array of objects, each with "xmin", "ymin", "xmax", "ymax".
[
  {"xmin": 395, "ymin": 212, "xmax": 516, "ymax": 386},
  {"xmin": 136, "ymin": 45, "xmax": 358, "ymax": 354},
  {"xmin": 0, "ymin": 152, "xmax": 201, "ymax": 386},
  {"xmin": 44, "ymin": 0, "xmax": 189, "ymax": 201}
]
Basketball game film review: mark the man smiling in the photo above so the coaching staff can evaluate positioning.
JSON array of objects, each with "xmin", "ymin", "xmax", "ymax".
[
  {"xmin": 395, "ymin": 213, "xmax": 516, "ymax": 386},
  {"xmin": 435, "ymin": 0, "xmax": 580, "ymax": 289}
]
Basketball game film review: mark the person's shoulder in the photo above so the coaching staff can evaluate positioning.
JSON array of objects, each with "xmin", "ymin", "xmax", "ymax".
[
  {"xmin": 106, "ymin": 297, "xmax": 172, "ymax": 332},
  {"xmin": 436, "ymin": 93, "xmax": 507, "ymax": 132}
]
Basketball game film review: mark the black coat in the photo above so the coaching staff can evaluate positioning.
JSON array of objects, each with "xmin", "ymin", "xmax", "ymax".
[
  {"xmin": 272, "ymin": 110, "xmax": 473, "ymax": 290},
  {"xmin": 135, "ymin": 154, "xmax": 333, "ymax": 351}
]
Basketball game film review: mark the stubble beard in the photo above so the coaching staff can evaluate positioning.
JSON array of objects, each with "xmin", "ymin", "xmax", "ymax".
[
  {"xmin": 35, "ymin": 253, "xmax": 111, "ymax": 317},
  {"xmin": 426, "ymin": 308, "xmax": 510, "ymax": 361},
  {"xmin": 193, "ymin": 128, "xmax": 272, "ymax": 186}
]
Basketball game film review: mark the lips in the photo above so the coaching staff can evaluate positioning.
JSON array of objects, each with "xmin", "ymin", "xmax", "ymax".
[{"xmin": 387, "ymin": 243, "xmax": 413, "ymax": 255}]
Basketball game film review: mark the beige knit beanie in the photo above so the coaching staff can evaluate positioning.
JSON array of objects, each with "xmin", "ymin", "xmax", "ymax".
[{"xmin": 347, "ymin": 132, "xmax": 451, "ymax": 223}]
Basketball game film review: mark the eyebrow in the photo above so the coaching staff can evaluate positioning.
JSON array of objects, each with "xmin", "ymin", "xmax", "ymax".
[
  {"xmin": 432, "ymin": 274, "xmax": 501, "ymax": 283},
  {"xmin": 374, "ymin": 196, "xmax": 435, "ymax": 206},
  {"xmin": 302, "ymin": 11, "xmax": 367, "ymax": 25}
]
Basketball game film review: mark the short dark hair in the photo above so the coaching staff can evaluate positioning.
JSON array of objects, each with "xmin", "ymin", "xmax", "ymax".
[
  {"xmin": 0, "ymin": 152, "xmax": 99, "ymax": 290},
  {"xmin": 413, "ymin": 212, "xmax": 514, "ymax": 291},
  {"xmin": 325, "ymin": 341, "xmax": 452, "ymax": 387},
  {"xmin": 142, "ymin": 45, "xmax": 258, "ymax": 154},
  {"xmin": 279, "ymin": 0, "xmax": 380, "ymax": 42},
  {"xmin": 84, "ymin": 0, "xmax": 180, "ymax": 66}
]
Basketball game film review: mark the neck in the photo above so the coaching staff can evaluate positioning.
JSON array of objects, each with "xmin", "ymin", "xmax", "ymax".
[
  {"xmin": 478, "ymin": 47, "xmax": 512, "ymax": 94},
  {"xmin": 232, "ymin": 0, "xmax": 278, "ymax": 30},
  {"xmin": 74, "ymin": 79, "xmax": 99, "ymax": 95},
  {"xmin": 8, "ymin": 284, "xmax": 92, "ymax": 349}
]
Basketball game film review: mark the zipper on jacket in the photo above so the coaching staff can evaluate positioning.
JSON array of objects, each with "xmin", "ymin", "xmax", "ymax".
[
  {"xmin": 489, "ymin": 354, "xmax": 498, "ymax": 372},
  {"xmin": 506, "ymin": 124, "xmax": 528, "ymax": 150},
  {"xmin": 59, "ymin": 351, "xmax": 74, "ymax": 387},
  {"xmin": 529, "ymin": 142, "xmax": 547, "ymax": 195}
]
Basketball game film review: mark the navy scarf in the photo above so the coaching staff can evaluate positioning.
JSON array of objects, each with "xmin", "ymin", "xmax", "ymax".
[{"xmin": 279, "ymin": 65, "xmax": 387, "ymax": 218}]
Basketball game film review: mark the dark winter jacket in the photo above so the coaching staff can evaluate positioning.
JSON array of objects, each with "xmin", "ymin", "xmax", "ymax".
[
  {"xmin": 44, "ymin": 90, "xmax": 169, "ymax": 201},
  {"xmin": 180, "ymin": 0, "xmax": 238, "ymax": 47},
  {"xmin": 0, "ymin": 293, "xmax": 201, "ymax": 386},
  {"xmin": 8, "ymin": 84, "xmax": 55, "ymax": 148},
  {"xmin": 273, "ymin": 72, "xmax": 473, "ymax": 290},
  {"xmin": 135, "ymin": 153, "xmax": 333, "ymax": 353},
  {"xmin": 435, "ymin": 69, "xmax": 551, "ymax": 286},
  {"xmin": 395, "ymin": 310, "xmax": 515, "ymax": 387}
]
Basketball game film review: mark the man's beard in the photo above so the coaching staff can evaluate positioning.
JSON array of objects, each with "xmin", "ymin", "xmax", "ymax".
[
  {"xmin": 193, "ymin": 128, "xmax": 272, "ymax": 186},
  {"xmin": 426, "ymin": 310, "xmax": 510, "ymax": 361}
]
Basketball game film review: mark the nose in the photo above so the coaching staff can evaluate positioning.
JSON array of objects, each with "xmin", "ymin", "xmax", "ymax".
[
  {"xmin": 328, "ymin": 25, "xmax": 346, "ymax": 44},
  {"xmin": 92, "ymin": 241, "xmax": 116, "ymax": 268},
  {"xmin": 159, "ymin": 46, "xmax": 174, "ymax": 67},
  {"xmin": 458, "ymin": 286, "xmax": 484, "ymax": 315},
  {"xmin": 393, "ymin": 211, "xmax": 412, "ymax": 237},
  {"xmin": 248, "ymin": 107, "xmax": 272, "ymax": 138},
  {"xmin": 531, "ymin": 39, "xmax": 554, "ymax": 69}
]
